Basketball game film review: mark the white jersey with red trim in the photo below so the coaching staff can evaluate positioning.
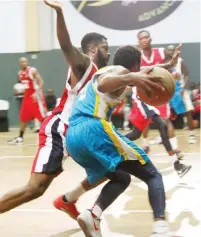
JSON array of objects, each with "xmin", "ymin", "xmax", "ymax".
[{"xmin": 52, "ymin": 62, "xmax": 97, "ymax": 125}]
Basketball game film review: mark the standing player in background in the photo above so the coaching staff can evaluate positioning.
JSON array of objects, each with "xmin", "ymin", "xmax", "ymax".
[
  {"xmin": 0, "ymin": 0, "xmax": 109, "ymax": 220},
  {"xmin": 166, "ymin": 45, "xmax": 196, "ymax": 144},
  {"xmin": 136, "ymin": 31, "xmax": 184, "ymax": 154},
  {"xmin": 8, "ymin": 57, "xmax": 47, "ymax": 144},
  {"xmin": 137, "ymin": 30, "xmax": 171, "ymax": 151},
  {"xmin": 127, "ymin": 32, "xmax": 191, "ymax": 176}
]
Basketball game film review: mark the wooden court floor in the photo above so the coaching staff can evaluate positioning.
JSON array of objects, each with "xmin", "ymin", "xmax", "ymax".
[{"xmin": 0, "ymin": 128, "xmax": 200, "ymax": 237}]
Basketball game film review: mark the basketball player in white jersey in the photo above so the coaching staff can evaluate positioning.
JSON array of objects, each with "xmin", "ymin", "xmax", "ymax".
[
  {"xmin": 166, "ymin": 45, "xmax": 196, "ymax": 144},
  {"xmin": 0, "ymin": 0, "xmax": 109, "ymax": 220}
]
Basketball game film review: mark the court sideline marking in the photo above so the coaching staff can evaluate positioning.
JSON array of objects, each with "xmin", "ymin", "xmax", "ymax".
[{"xmin": 0, "ymin": 153, "xmax": 200, "ymax": 161}]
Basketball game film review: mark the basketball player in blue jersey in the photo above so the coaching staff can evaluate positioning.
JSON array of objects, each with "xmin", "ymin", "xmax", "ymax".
[
  {"xmin": 66, "ymin": 46, "xmax": 175, "ymax": 237},
  {"xmin": 166, "ymin": 45, "xmax": 196, "ymax": 144}
]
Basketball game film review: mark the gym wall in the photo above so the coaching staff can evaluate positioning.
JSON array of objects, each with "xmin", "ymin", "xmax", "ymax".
[{"xmin": 0, "ymin": 0, "xmax": 200, "ymax": 126}]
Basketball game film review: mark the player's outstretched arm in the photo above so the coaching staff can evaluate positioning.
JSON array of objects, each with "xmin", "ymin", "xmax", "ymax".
[
  {"xmin": 97, "ymin": 66, "xmax": 164, "ymax": 97},
  {"xmin": 44, "ymin": 0, "xmax": 90, "ymax": 80},
  {"xmin": 181, "ymin": 59, "xmax": 189, "ymax": 90},
  {"xmin": 141, "ymin": 44, "xmax": 182, "ymax": 71}
]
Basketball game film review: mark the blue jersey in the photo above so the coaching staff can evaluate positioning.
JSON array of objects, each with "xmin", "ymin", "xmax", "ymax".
[
  {"xmin": 69, "ymin": 66, "xmax": 125, "ymax": 125},
  {"xmin": 66, "ymin": 66, "xmax": 149, "ymax": 184}
]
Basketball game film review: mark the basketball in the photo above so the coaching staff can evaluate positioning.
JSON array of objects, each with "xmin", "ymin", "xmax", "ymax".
[
  {"xmin": 13, "ymin": 83, "xmax": 25, "ymax": 94},
  {"xmin": 137, "ymin": 67, "xmax": 175, "ymax": 106}
]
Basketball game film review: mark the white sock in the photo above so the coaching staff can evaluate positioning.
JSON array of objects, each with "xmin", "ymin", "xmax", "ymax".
[
  {"xmin": 189, "ymin": 130, "xmax": 194, "ymax": 136},
  {"xmin": 65, "ymin": 184, "xmax": 86, "ymax": 202},
  {"xmin": 171, "ymin": 154, "xmax": 178, "ymax": 163},
  {"xmin": 169, "ymin": 137, "xmax": 178, "ymax": 151},
  {"xmin": 91, "ymin": 204, "xmax": 102, "ymax": 218},
  {"xmin": 183, "ymin": 117, "xmax": 187, "ymax": 124},
  {"xmin": 153, "ymin": 220, "xmax": 168, "ymax": 234},
  {"xmin": 142, "ymin": 138, "xmax": 149, "ymax": 147}
]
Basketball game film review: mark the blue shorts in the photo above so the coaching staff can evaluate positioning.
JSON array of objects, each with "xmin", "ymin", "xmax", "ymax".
[
  {"xmin": 66, "ymin": 117, "xmax": 149, "ymax": 184},
  {"xmin": 170, "ymin": 90, "xmax": 194, "ymax": 114},
  {"xmin": 170, "ymin": 81, "xmax": 193, "ymax": 114}
]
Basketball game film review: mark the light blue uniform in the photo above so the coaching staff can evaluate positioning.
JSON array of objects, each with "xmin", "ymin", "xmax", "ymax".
[
  {"xmin": 66, "ymin": 66, "xmax": 149, "ymax": 184},
  {"xmin": 169, "ymin": 70, "xmax": 187, "ymax": 114},
  {"xmin": 169, "ymin": 58, "xmax": 194, "ymax": 114}
]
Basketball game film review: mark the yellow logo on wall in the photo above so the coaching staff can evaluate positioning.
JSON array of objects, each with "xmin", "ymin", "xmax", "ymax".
[{"xmin": 71, "ymin": 0, "xmax": 183, "ymax": 30}]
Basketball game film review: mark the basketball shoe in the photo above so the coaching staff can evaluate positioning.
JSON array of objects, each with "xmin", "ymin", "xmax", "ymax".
[
  {"xmin": 174, "ymin": 161, "xmax": 192, "ymax": 178},
  {"xmin": 7, "ymin": 137, "xmax": 23, "ymax": 145},
  {"xmin": 150, "ymin": 220, "xmax": 177, "ymax": 237},
  {"xmin": 188, "ymin": 134, "xmax": 196, "ymax": 144},
  {"xmin": 53, "ymin": 195, "xmax": 80, "ymax": 220},
  {"xmin": 77, "ymin": 209, "xmax": 102, "ymax": 237}
]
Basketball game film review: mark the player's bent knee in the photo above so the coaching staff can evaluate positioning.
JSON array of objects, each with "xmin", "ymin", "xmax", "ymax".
[
  {"xmin": 122, "ymin": 172, "xmax": 131, "ymax": 189},
  {"xmin": 115, "ymin": 170, "xmax": 131, "ymax": 189}
]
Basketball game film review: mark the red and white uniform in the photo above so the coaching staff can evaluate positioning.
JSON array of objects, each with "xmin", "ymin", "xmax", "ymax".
[
  {"xmin": 129, "ymin": 87, "xmax": 159, "ymax": 131},
  {"xmin": 141, "ymin": 48, "xmax": 170, "ymax": 118},
  {"xmin": 19, "ymin": 67, "xmax": 46, "ymax": 122},
  {"xmin": 129, "ymin": 48, "xmax": 170, "ymax": 130},
  {"xmin": 32, "ymin": 62, "xmax": 97, "ymax": 174},
  {"xmin": 141, "ymin": 48, "xmax": 165, "ymax": 66}
]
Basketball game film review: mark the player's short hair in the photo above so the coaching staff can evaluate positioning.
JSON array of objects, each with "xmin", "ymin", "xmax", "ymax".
[
  {"xmin": 81, "ymin": 32, "xmax": 107, "ymax": 53},
  {"xmin": 113, "ymin": 45, "xmax": 141, "ymax": 70},
  {"xmin": 137, "ymin": 30, "xmax": 150, "ymax": 38}
]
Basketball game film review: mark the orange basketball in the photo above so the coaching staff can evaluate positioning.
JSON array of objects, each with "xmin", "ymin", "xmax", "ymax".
[{"xmin": 137, "ymin": 67, "xmax": 175, "ymax": 106}]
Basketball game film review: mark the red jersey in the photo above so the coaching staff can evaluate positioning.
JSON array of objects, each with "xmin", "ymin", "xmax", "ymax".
[
  {"xmin": 52, "ymin": 62, "xmax": 97, "ymax": 124},
  {"xmin": 141, "ymin": 48, "xmax": 165, "ymax": 67},
  {"xmin": 19, "ymin": 67, "xmax": 36, "ymax": 97},
  {"xmin": 140, "ymin": 48, "xmax": 170, "ymax": 118}
]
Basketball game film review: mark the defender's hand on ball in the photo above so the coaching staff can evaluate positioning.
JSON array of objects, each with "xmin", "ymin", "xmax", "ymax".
[
  {"xmin": 44, "ymin": 0, "xmax": 62, "ymax": 11},
  {"xmin": 133, "ymin": 67, "xmax": 164, "ymax": 98}
]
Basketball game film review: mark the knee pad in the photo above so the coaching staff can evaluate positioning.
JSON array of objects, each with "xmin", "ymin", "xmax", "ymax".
[
  {"xmin": 120, "ymin": 171, "xmax": 131, "ymax": 187},
  {"xmin": 108, "ymin": 170, "xmax": 131, "ymax": 188}
]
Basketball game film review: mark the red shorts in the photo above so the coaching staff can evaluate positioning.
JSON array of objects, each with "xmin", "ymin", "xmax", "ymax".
[
  {"xmin": 31, "ymin": 114, "xmax": 68, "ymax": 174},
  {"xmin": 155, "ymin": 104, "xmax": 170, "ymax": 119},
  {"xmin": 129, "ymin": 100, "xmax": 159, "ymax": 132},
  {"xmin": 20, "ymin": 95, "xmax": 46, "ymax": 122}
]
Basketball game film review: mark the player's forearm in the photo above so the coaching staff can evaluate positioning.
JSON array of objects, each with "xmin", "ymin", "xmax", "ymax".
[
  {"xmin": 34, "ymin": 75, "xmax": 43, "ymax": 91},
  {"xmin": 183, "ymin": 76, "xmax": 189, "ymax": 89},
  {"xmin": 56, "ymin": 9, "xmax": 73, "ymax": 55},
  {"xmin": 98, "ymin": 73, "xmax": 138, "ymax": 93},
  {"xmin": 154, "ymin": 61, "xmax": 173, "ymax": 70},
  {"xmin": 38, "ymin": 78, "xmax": 44, "ymax": 90}
]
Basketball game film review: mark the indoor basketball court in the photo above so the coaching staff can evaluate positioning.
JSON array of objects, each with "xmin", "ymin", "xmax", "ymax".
[
  {"xmin": 0, "ymin": 1, "xmax": 200, "ymax": 237},
  {"xmin": 0, "ymin": 129, "xmax": 200, "ymax": 237}
]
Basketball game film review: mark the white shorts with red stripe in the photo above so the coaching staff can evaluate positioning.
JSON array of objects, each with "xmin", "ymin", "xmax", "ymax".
[{"xmin": 31, "ymin": 114, "xmax": 68, "ymax": 174}]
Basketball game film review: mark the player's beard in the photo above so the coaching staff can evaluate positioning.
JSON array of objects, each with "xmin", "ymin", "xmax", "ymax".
[{"xmin": 97, "ymin": 49, "xmax": 108, "ymax": 68}]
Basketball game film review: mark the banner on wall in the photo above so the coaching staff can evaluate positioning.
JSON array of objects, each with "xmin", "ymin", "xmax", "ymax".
[
  {"xmin": 70, "ymin": 0, "xmax": 182, "ymax": 30},
  {"xmin": 53, "ymin": 0, "xmax": 200, "ymax": 48}
]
